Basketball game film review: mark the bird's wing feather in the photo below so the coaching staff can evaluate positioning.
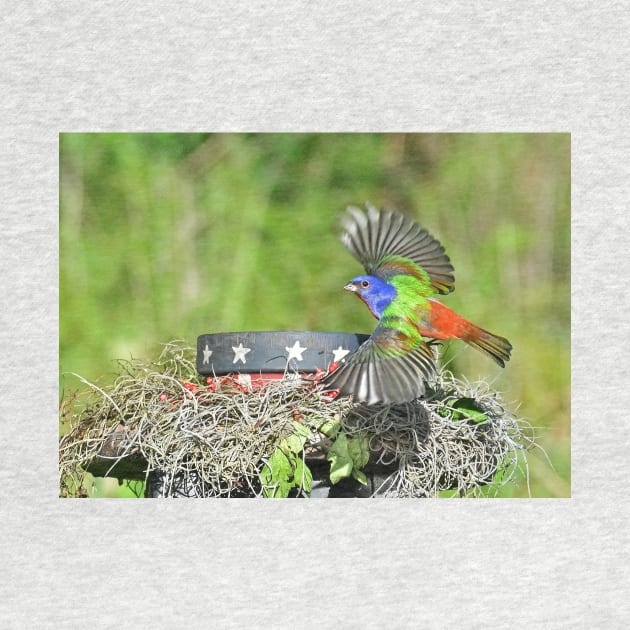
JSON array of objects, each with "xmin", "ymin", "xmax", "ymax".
[
  {"xmin": 321, "ymin": 323, "xmax": 436, "ymax": 404},
  {"xmin": 341, "ymin": 203, "xmax": 455, "ymax": 294}
]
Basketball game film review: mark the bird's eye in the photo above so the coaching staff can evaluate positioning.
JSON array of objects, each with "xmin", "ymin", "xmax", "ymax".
[{"xmin": 361, "ymin": 280, "xmax": 370, "ymax": 288}]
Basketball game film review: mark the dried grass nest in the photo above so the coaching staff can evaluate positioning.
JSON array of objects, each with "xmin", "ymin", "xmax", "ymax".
[{"xmin": 59, "ymin": 341, "xmax": 534, "ymax": 498}]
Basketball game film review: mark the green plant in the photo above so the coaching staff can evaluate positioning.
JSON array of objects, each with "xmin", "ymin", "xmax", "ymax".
[{"xmin": 260, "ymin": 422, "xmax": 313, "ymax": 498}]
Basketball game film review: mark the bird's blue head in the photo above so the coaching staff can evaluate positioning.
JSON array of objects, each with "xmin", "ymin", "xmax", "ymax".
[{"xmin": 344, "ymin": 275, "xmax": 397, "ymax": 319}]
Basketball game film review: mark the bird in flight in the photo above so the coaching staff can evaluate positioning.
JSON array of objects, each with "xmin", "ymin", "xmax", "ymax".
[{"xmin": 323, "ymin": 203, "xmax": 512, "ymax": 405}]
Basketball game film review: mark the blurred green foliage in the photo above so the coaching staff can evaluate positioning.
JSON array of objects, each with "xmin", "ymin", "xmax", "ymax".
[{"xmin": 59, "ymin": 133, "xmax": 570, "ymax": 498}]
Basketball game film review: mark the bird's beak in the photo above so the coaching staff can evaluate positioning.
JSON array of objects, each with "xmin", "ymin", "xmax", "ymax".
[{"xmin": 344, "ymin": 282, "xmax": 357, "ymax": 292}]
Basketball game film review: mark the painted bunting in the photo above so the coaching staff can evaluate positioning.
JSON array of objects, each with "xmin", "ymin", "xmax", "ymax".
[{"xmin": 323, "ymin": 203, "xmax": 512, "ymax": 404}]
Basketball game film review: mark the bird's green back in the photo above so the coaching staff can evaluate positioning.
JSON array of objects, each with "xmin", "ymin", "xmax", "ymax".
[{"xmin": 378, "ymin": 257, "xmax": 436, "ymax": 347}]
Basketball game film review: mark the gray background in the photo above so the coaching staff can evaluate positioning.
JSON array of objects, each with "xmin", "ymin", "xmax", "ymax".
[{"xmin": 2, "ymin": 2, "xmax": 627, "ymax": 627}]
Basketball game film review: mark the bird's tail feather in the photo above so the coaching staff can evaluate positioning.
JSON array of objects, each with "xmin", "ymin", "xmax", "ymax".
[
  {"xmin": 464, "ymin": 326, "xmax": 512, "ymax": 367},
  {"xmin": 422, "ymin": 300, "xmax": 512, "ymax": 367}
]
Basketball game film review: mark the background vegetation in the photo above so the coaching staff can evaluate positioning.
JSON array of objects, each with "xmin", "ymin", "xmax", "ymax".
[{"xmin": 59, "ymin": 133, "xmax": 570, "ymax": 498}]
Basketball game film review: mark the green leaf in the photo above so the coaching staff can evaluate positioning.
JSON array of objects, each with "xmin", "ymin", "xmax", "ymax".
[
  {"xmin": 327, "ymin": 433, "xmax": 354, "ymax": 484},
  {"xmin": 293, "ymin": 456, "xmax": 313, "ymax": 496},
  {"xmin": 352, "ymin": 468, "xmax": 368, "ymax": 485},
  {"xmin": 347, "ymin": 434, "xmax": 370, "ymax": 469},
  {"xmin": 327, "ymin": 432, "xmax": 371, "ymax": 485},
  {"xmin": 452, "ymin": 397, "xmax": 488, "ymax": 424},
  {"xmin": 280, "ymin": 421, "xmax": 311, "ymax": 455},
  {"xmin": 282, "ymin": 434, "xmax": 305, "ymax": 455},
  {"xmin": 291, "ymin": 420, "xmax": 312, "ymax": 439},
  {"xmin": 436, "ymin": 397, "xmax": 459, "ymax": 418},
  {"xmin": 261, "ymin": 442, "xmax": 314, "ymax": 498},
  {"xmin": 261, "ymin": 449, "xmax": 294, "ymax": 498},
  {"xmin": 318, "ymin": 418, "xmax": 341, "ymax": 438}
]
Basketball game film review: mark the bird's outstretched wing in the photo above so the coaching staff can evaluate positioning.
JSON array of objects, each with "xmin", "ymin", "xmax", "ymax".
[
  {"xmin": 321, "ymin": 322, "xmax": 437, "ymax": 404},
  {"xmin": 341, "ymin": 203, "xmax": 455, "ymax": 294}
]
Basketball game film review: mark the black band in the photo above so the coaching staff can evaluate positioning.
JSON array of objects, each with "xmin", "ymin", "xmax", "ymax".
[{"xmin": 196, "ymin": 331, "xmax": 369, "ymax": 376}]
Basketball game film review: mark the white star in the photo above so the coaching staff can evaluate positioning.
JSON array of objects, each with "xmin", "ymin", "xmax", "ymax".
[
  {"xmin": 202, "ymin": 344, "xmax": 213, "ymax": 365},
  {"xmin": 285, "ymin": 340, "xmax": 307, "ymax": 362},
  {"xmin": 332, "ymin": 345, "xmax": 350, "ymax": 363},
  {"xmin": 232, "ymin": 343, "xmax": 251, "ymax": 364}
]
